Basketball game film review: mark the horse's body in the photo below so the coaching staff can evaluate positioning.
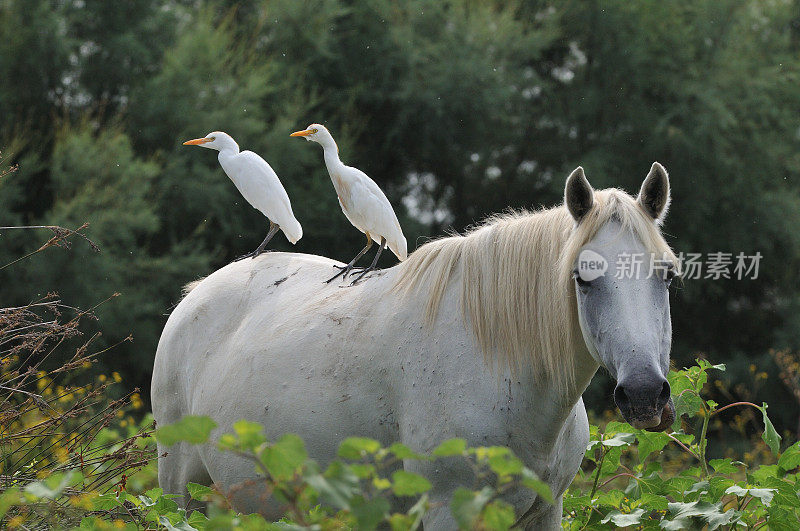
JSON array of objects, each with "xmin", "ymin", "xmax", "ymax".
[
  {"xmin": 153, "ymin": 254, "xmax": 588, "ymax": 527},
  {"xmin": 153, "ymin": 164, "xmax": 678, "ymax": 529}
]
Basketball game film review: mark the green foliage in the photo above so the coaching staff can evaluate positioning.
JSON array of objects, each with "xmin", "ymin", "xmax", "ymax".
[
  {"xmin": 564, "ymin": 360, "xmax": 799, "ymax": 529},
  {"xmin": 153, "ymin": 418, "xmax": 552, "ymax": 530}
]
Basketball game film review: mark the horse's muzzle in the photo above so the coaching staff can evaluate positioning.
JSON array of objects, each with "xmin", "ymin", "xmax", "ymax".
[{"xmin": 614, "ymin": 377, "xmax": 674, "ymax": 431}]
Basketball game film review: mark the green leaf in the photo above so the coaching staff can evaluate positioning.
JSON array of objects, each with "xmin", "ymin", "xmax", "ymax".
[
  {"xmin": 186, "ymin": 482, "xmax": 215, "ymax": 501},
  {"xmin": 636, "ymin": 430, "xmax": 670, "ymax": 461},
  {"xmin": 391, "ymin": 470, "xmax": 432, "ymax": 496},
  {"xmin": 520, "ymin": 468, "xmax": 554, "ymax": 503},
  {"xmin": 662, "ymin": 501, "xmax": 738, "ymax": 530},
  {"xmin": 338, "ymin": 436, "xmax": 382, "ymax": 459},
  {"xmin": 155, "ymin": 416, "xmax": 217, "ymax": 446},
  {"xmin": 601, "ymin": 508, "xmax": 645, "ymax": 526},
  {"xmin": 0, "ymin": 488, "xmax": 22, "ymax": 520},
  {"xmin": 350, "ymin": 495, "xmax": 390, "ymax": 530},
  {"xmin": 640, "ymin": 492, "xmax": 669, "ymax": 511},
  {"xmin": 432, "ymin": 438, "xmax": 467, "ymax": 457},
  {"xmin": 388, "ymin": 442, "xmax": 427, "ymax": 460},
  {"xmin": 759, "ymin": 403, "xmax": 781, "ymax": 455},
  {"xmin": 486, "ymin": 447, "xmax": 524, "ymax": 476},
  {"xmin": 778, "ymin": 442, "xmax": 800, "ymax": 472},
  {"xmin": 24, "ymin": 471, "xmax": 83, "ymax": 500},
  {"xmin": 451, "ymin": 487, "xmax": 493, "ymax": 529},
  {"xmin": 481, "ymin": 500, "xmax": 516, "ymax": 530},
  {"xmin": 601, "ymin": 432, "xmax": 635, "ymax": 447},
  {"xmin": 260, "ymin": 433, "xmax": 307, "ymax": 480},
  {"xmin": 231, "ymin": 419, "xmax": 267, "ymax": 450},
  {"xmin": 709, "ymin": 458, "xmax": 739, "ymax": 474},
  {"xmin": 187, "ymin": 511, "xmax": 209, "ymax": 529},
  {"xmin": 725, "ymin": 485, "xmax": 775, "ymax": 507},
  {"xmin": 305, "ymin": 461, "xmax": 361, "ymax": 510}
]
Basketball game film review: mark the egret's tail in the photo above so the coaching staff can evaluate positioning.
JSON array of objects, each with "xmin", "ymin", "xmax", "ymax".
[
  {"xmin": 389, "ymin": 235, "xmax": 408, "ymax": 261},
  {"xmin": 282, "ymin": 217, "xmax": 303, "ymax": 245}
]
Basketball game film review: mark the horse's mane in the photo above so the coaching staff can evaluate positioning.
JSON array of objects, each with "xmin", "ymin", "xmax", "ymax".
[{"xmin": 393, "ymin": 188, "xmax": 677, "ymax": 394}]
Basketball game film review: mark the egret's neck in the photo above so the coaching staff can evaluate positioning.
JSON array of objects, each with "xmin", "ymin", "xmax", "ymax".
[
  {"xmin": 318, "ymin": 135, "xmax": 344, "ymax": 172},
  {"xmin": 216, "ymin": 137, "xmax": 240, "ymax": 158}
]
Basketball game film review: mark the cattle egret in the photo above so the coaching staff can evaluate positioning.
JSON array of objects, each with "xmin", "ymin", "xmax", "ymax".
[
  {"xmin": 183, "ymin": 132, "xmax": 302, "ymax": 259},
  {"xmin": 290, "ymin": 124, "xmax": 407, "ymax": 284}
]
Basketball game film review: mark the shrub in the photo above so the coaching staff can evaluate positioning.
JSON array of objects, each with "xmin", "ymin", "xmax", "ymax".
[{"xmin": 0, "ymin": 216, "xmax": 157, "ymax": 528}]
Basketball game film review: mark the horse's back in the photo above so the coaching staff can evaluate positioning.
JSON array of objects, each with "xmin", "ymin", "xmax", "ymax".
[{"xmin": 151, "ymin": 252, "xmax": 407, "ymax": 503}]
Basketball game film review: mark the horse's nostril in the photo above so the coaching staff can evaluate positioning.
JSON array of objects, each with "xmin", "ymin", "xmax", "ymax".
[
  {"xmin": 657, "ymin": 380, "xmax": 671, "ymax": 409},
  {"xmin": 614, "ymin": 385, "xmax": 631, "ymax": 411}
]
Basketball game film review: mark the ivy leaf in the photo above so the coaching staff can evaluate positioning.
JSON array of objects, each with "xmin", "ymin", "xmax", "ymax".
[
  {"xmin": 709, "ymin": 458, "xmax": 738, "ymax": 474},
  {"xmin": 759, "ymin": 403, "xmax": 781, "ymax": 455},
  {"xmin": 154, "ymin": 416, "xmax": 216, "ymax": 446},
  {"xmin": 230, "ymin": 420, "xmax": 266, "ymax": 450},
  {"xmin": 451, "ymin": 487, "xmax": 493, "ymax": 529},
  {"xmin": 482, "ymin": 500, "xmax": 516, "ymax": 530},
  {"xmin": 601, "ymin": 432, "xmax": 635, "ymax": 447},
  {"xmin": 305, "ymin": 461, "xmax": 361, "ymax": 510},
  {"xmin": 260, "ymin": 433, "xmax": 307, "ymax": 480},
  {"xmin": 391, "ymin": 470, "xmax": 432, "ymax": 496},
  {"xmin": 520, "ymin": 468, "xmax": 554, "ymax": 503},
  {"xmin": 636, "ymin": 430, "xmax": 670, "ymax": 461},
  {"xmin": 432, "ymin": 438, "xmax": 467, "ymax": 457},
  {"xmin": 351, "ymin": 495, "xmax": 390, "ymax": 530},
  {"xmin": 338, "ymin": 437, "xmax": 382, "ymax": 460},
  {"xmin": 186, "ymin": 483, "xmax": 214, "ymax": 501},
  {"xmin": 725, "ymin": 485, "xmax": 775, "ymax": 507},
  {"xmin": 601, "ymin": 508, "xmax": 645, "ymax": 526},
  {"xmin": 778, "ymin": 442, "xmax": 800, "ymax": 472},
  {"xmin": 388, "ymin": 442, "xmax": 427, "ymax": 460}
]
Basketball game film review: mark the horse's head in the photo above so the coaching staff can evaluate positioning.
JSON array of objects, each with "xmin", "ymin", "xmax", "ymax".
[{"xmin": 565, "ymin": 163, "xmax": 676, "ymax": 432}]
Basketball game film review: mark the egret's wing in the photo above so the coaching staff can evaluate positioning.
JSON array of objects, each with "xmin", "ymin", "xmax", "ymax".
[
  {"xmin": 228, "ymin": 152, "xmax": 302, "ymax": 242},
  {"xmin": 346, "ymin": 166, "xmax": 407, "ymax": 259}
]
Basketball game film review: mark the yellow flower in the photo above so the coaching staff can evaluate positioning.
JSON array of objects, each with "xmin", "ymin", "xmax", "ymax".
[
  {"xmin": 7, "ymin": 515, "xmax": 26, "ymax": 528},
  {"xmin": 130, "ymin": 393, "xmax": 143, "ymax": 410},
  {"xmin": 112, "ymin": 372, "xmax": 122, "ymax": 383},
  {"xmin": 98, "ymin": 374, "xmax": 107, "ymax": 382}
]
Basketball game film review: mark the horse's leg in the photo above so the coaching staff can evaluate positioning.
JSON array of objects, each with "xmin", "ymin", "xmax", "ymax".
[{"xmin": 157, "ymin": 440, "xmax": 212, "ymax": 513}]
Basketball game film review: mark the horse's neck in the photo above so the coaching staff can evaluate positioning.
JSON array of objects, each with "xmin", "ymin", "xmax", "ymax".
[{"xmin": 504, "ymin": 348, "xmax": 598, "ymax": 454}]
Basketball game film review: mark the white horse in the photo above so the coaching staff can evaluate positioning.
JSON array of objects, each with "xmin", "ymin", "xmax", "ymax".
[{"xmin": 152, "ymin": 163, "xmax": 678, "ymax": 529}]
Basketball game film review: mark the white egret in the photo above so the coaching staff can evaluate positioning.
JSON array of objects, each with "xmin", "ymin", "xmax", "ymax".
[
  {"xmin": 290, "ymin": 124, "xmax": 407, "ymax": 284},
  {"xmin": 183, "ymin": 132, "xmax": 302, "ymax": 259}
]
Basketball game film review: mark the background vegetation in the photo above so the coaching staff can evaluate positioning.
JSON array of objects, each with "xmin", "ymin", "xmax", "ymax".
[{"xmin": 3, "ymin": 0, "xmax": 800, "ymax": 503}]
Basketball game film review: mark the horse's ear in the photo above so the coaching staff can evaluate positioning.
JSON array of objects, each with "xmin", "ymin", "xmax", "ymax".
[
  {"xmin": 637, "ymin": 162, "xmax": 671, "ymax": 224},
  {"xmin": 565, "ymin": 166, "xmax": 594, "ymax": 222}
]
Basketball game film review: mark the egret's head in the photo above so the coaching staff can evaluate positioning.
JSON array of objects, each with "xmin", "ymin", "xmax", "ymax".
[
  {"xmin": 182, "ymin": 131, "xmax": 237, "ymax": 151},
  {"xmin": 290, "ymin": 123, "xmax": 331, "ymax": 144}
]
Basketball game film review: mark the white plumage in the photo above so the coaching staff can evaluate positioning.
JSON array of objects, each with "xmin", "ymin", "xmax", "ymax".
[
  {"xmin": 291, "ymin": 124, "xmax": 406, "ymax": 283},
  {"xmin": 183, "ymin": 131, "xmax": 302, "ymax": 257}
]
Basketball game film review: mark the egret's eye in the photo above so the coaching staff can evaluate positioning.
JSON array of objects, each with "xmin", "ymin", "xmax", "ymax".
[
  {"xmin": 312, "ymin": 129, "xmax": 318, "ymax": 134},
  {"xmin": 209, "ymin": 137, "xmax": 216, "ymax": 141}
]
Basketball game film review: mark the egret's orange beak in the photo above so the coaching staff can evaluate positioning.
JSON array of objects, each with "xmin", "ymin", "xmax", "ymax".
[
  {"xmin": 183, "ymin": 138, "xmax": 213, "ymax": 146},
  {"xmin": 290, "ymin": 129, "xmax": 312, "ymax": 137}
]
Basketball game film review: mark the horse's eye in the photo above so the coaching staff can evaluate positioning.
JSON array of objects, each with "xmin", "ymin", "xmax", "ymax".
[{"xmin": 573, "ymin": 270, "xmax": 590, "ymax": 288}]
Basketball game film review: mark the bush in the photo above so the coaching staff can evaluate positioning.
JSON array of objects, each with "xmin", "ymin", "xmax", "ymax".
[{"xmin": 0, "ymin": 216, "xmax": 157, "ymax": 528}]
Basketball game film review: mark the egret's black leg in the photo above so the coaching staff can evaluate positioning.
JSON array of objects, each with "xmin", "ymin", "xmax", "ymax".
[
  {"xmin": 350, "ymin": 237, "xmax": 386, "ymax": 285},
  {"xmin": 234, "ymin": 222, "xmax": 279, "ymax": 262},
  {"xmin": 326, "ymin": 234, "xmax": 373, "ymax": 284}
]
